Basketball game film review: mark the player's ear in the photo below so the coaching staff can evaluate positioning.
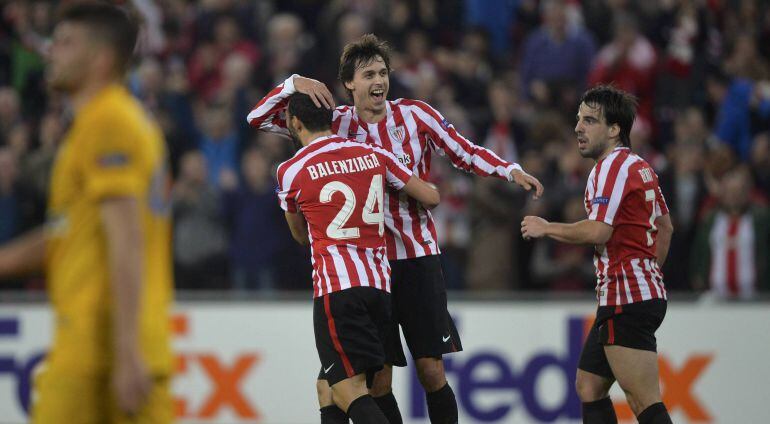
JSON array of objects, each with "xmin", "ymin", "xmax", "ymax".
[
  {"xmin": 609, "ymin": 123, "xmax": 620, "ymax": 139},
  {"xmin": 344, "ymin": 80, "xmax": 355, "ymax": 91}
]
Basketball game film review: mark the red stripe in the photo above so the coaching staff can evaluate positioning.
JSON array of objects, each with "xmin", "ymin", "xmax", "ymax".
[
  {"xmin": 607, "ymin": 319, "xmax": 615, "ymax": 344},
  {"xmin": 726, "ymin": 217, "xmax": 740, "ymax": 295},
  {"xmin": 248, "ymin": 85, "xmax": 286, "ymax": 127},
  {"xmin": 324, "ymin": 295, "xmax": 355, "ymax": 378},
  {"xmin": 371, "ymin": 248, "xmax": 387, "ymax": 290}
]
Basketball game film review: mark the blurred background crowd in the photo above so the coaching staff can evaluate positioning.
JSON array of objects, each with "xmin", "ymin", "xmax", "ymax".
[{"xmin": 0, "ymin": 0, "xmax": 768, "ymax": 298}]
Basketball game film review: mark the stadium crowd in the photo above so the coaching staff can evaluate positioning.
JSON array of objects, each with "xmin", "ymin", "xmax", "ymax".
[{"xmin": 0, "ymin": 0, "xmax": 768, "ymax": 297}]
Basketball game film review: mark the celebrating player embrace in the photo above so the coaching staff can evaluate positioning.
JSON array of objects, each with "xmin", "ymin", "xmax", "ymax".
[
  {"xmin": 521, "ymin": 85, "xmax": 674, "ymax": 424},
  {"xmin": 276, "ymin": 93, "xmax": 439, "ymax": 424},
  {"xmin": 249, "ymin": 34, "xmax": 543, "ymax": 424}
]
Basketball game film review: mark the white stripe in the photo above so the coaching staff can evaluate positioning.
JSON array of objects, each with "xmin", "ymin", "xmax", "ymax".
[
  {"xmin": 603, "ymin": 155, "xmax": 640, "ymax": 225},
  {"xmin": 631, "ymin": 259, "xmax": 650, "ymax": 303},
  {"xmin": 622, "ymin": 266, "xmax": 633, "ymax": 303},
  {"xmin": 364, "ymin": 248, "xmax": 382, "ymax": 290},
  {"xmin": 738, "ymin": 214, "xmax": 756, "ymax": 298},
  {"xmin": 377, "ymin": 248, "xmax": 391, "ymax": 292},
  {"xmin": 327, "ymin": 245, "xmax": 351, "ymax": 290},
  {"xmin": 336, "ymin": 113, "xmax": 352, "ymax": 136},
  {"xmin": 347, "ymin": 244, "xmax": 370, "ymax": 287},
  {"xmin": 709, "ymin": 214, "xmax": 728, "ymax": 297}
]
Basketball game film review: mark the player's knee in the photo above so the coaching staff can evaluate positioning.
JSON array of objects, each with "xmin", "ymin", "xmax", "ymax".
[
  {"xmin": 368, "ymin": 367, "xmax": 393, "ymax": 397},
  {"xmin": 575, "ymin": 373, "xmax": 609, "ymax": 402},
  {"xmin": 415, "ymin": 358, "xmax": 447, "ymax": 392},
  {"xmin": 621, "ymin": 389, "xmax": 661, "ymax": 416}
]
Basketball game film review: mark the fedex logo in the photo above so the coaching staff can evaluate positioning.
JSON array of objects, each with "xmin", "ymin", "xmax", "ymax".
[
  {"xmin": 0, "ymin": 315, "xmax": 261, "ymax": 422},
  {"xmin": 172, "ymin": 314, "xmax": 260, "ymax": 421},
  {"xmin": 408, "ymin": 317, "xmax": 713, "ymax": 422}
]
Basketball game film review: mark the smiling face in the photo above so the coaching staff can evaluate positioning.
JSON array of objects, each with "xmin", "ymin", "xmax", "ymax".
[
  {"xmin": 574, "ymin": 102, "xmax": 620, "ymax": 160},
  {"xmin": 344, "ymin": 55, "xmax": 389, "ymax": 113}
]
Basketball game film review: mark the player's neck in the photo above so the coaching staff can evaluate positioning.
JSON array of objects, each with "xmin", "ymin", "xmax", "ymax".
[
  {"xmin": 355, "ymin": 104, "xmax": 387, "ymax": 124},
  {"xmin": 596, "ymin": 141, "xmax": 624, "ymax": 162},
  {"xmin": 71, "ymin": 77, "xmax": 118, "ymax": 112},
  {"xmin": 300, "ymin": 129, "xmax": 334, "ymax": 147}
]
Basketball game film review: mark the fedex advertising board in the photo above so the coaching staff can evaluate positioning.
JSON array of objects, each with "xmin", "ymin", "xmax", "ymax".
[{"xmin": 0, "ymin": 301, "xmax": 767, "ymax": 423}]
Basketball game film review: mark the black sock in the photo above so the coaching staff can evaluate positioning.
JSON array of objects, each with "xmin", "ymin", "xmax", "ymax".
[
  {"xmin": 425, "ymin": 383, "xmax": 458, "ymax": 424},
  {"xmin": 320, "ymin": 404, "xmax": 348, "ymax": 424},
  {"xmin": 373, "ymin": 391, "xmax": 403, "ymax": 424},
  {"xmin": 582, "ymin": 397, "xmax": 618, "ymax": 424},
  {"xmin": 347, "ymin": 395, "xmax": 388, "ymax": 424},
  {"xmin": 637, "ymin": 402, "xmax": 673, "ymax": 424}
]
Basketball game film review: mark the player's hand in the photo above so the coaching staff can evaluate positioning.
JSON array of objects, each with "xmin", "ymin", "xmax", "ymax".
[
  {"xmin": 113, "ymin": 349, "xmax": 152, "ymax": 415},
  {"xmin": 293, "ymin": 76, "xmax": 335, "ymax": 109},
  {"xmin": 521, "ymin": 215, "xmax": 549, "ymax": 240},
  {"xmin": 511, "ymin": 169, "xmax": 544, "ymax": 199}
]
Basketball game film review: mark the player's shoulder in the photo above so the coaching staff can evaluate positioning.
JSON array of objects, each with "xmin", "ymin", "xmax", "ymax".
[{"xmin": 394, "ymin": 98, "xmax": 434, "ymax": 112}]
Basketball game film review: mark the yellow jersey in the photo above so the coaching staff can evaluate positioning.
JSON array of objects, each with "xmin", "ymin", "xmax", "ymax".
[{"xmin": 46, "ymin": 84, "xmax": 172, "ymax": 376}]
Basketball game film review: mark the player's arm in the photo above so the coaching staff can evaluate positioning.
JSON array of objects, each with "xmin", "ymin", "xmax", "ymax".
[
  {"xmin": 654, "ymin": 213, "xmax": 673, "ymax": 267},
  {"xmin": 101, "ymin": 197, "xmax": 151, "ymax": 414},
  {"xmin": 412, "ymin": 100, "xmax": 543, "ymax": 198},
  {"xmin": 402, "ymin": 177, "xmax": 440, "ymax": 209},
  {"xmin": 521, "ymin": 217, "xmax": 614, "ymax": 246},
  {"xmin": 0, "ymin": 227, "xmax": 47, "ymax": 278},
  {"xmin": 246, "ymin": 75, "xmax": 334, "ymax": 133},
  {"xmin": 285, "ymin": 211, "xmax": 309, "ymax": 246}
]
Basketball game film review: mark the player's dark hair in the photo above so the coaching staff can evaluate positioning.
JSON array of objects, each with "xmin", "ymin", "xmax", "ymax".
[
  {"xmin": 59, "ymin": 2, "xmax": 138, "ymax": 74},
  {"xmin": 287, "ymin": 93, "xmax": 332, "ymax": 132},
  {"xmin": 580, "ymin": 85, "xmax": 638, "ymax": 147},
  {"xmin": 338, "ymin": 34, "xmax": 392, "ymax": 98}
]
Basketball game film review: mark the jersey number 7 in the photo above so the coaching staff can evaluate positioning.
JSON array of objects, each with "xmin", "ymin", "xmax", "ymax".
[{"xmin": 320, "ymin": 175, "xmax": 384, "ymax": 240}]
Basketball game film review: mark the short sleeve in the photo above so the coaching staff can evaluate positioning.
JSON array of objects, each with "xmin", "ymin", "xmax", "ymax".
[
  {"xmin": 81, "ymin": 113, "xmax": 147, "ymax": 200},
  {"xmin": 276, "ymin": 163, "xmax": 299, "ymax": 213},
  {"xmin": 376, "ymin": 149, "xmax": 412, "ymax": 189},
  {"xmin": 587, "ymin": 156, "xmax": 635, "ymax": 226}
]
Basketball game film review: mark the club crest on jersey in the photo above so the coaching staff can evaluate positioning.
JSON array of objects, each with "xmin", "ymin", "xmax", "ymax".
[{"xmin": 388, "ymin": 125, "xmax": 406, "ymax": 143}]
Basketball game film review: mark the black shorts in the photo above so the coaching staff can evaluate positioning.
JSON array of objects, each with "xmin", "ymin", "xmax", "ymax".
[
  {"xmin": 578, "ymin": 299, "xmax": 667, "ymax": 379},
  {"xmin": 388, "ymin": 255, "xmax": 462, "ymax": 366},
  {"xmin": 314, "ymin": 286, "xmax": 395, "ymax": 386}
]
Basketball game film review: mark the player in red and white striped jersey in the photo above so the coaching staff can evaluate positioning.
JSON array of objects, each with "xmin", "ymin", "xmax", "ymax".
[
  {"xmin": 278, "ymin": 93, "xmax": 440, "ymax": 424},
  {"xmin": 522, "ymin": 86, "xmax": 675, "ymax": 424},
  {"xmin": 249, "ymin": 34, "xmax": 544, "ymax": 424}
]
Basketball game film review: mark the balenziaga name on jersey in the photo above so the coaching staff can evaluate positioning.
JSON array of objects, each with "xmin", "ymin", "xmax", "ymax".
[{"xmin": 307, "ymin": 153, "xmax": 381, "ymax": 180}]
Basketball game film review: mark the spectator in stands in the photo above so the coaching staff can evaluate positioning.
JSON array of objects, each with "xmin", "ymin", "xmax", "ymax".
[
  {"xmin": 751, "ymin": 132, "xmax": 770, "ymax": 195},
  {"xmin": 519, "ymin": 0, "xmax": 596, "ymax": 111},
  {"xmin": 531, "ymin": 196, "xmax": 594, "ymax": 291},
  {"xmin": 222, "ymin": 147, "xmax": 291, "ymax": 291},
  {"xmin": 172, "ymin": 150, "xmax": 229, "ymax": 290},
  {"xmin": 691, "ymin": 165, "xmax": 770, "ymax": 299},
  {"xmin": 589, "ymin": 12, "xmax": 657, "ymax": 133}
]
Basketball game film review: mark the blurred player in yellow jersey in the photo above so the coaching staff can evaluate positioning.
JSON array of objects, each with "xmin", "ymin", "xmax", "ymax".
[{"xmin": 0, "ymin": 2, "xmax": 173, "ymax": 423}]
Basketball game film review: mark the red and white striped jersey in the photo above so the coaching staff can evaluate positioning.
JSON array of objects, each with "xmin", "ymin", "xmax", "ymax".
[
  {"xmin": 708, "ymin": 212, "xmax": 757, "ymax": 299},
  {"xmin": 276, "ymin": 135, "xmax": 413, "ymax": 298},
  {"xmin": 249, "ymin": 74, "xmax": 521, "ymax": 260},
  {"xmin": 584, "ymin": 147, "xmax": 670, "ymax": 306}
]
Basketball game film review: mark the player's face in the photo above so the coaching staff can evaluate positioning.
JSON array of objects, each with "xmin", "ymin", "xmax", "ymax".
[
  {"xmin": 346, "ymin": 56, "xmax": 389, "ymax": 110},
  {"xmin": 575, "ymin": 102, "xmax": 615, "ymax": 160},
  {"xmin": 47, "ymin": 22, "xmax": 93, "ymax": 93}
]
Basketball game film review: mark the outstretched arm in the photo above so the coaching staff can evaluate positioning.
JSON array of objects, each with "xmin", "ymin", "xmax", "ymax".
[
  {"xmin": 0, "ymin": 227, "xmax": 47, "ymax": 279},
  {"xmin": 410, "ymin": 100, "xmax": 543, "ymax": 198},
  {"xmin": 521, "ymin": 216, "xmax": 613, "ymax": 246}
]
